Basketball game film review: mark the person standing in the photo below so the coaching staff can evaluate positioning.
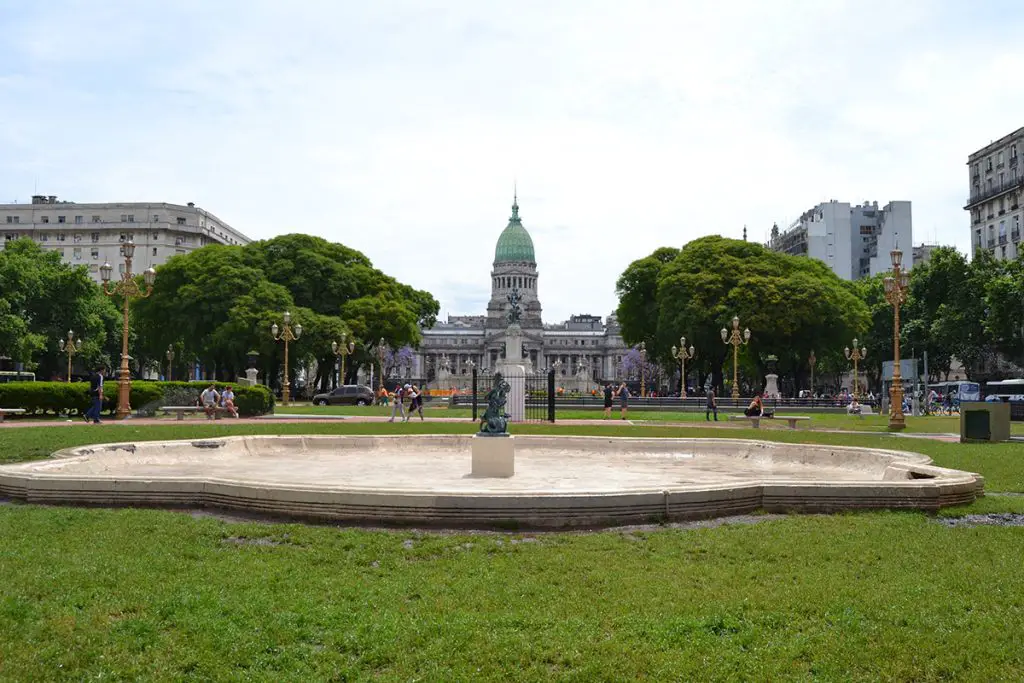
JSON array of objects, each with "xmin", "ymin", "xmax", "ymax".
[
  {"xmin": 388, "ymin": 384, "xmax": 406, "ymax": 422},
  {"xmin": 603, "ymin": 383, "xmax": 614, "ymax": 419},
  {"xmin": 705, "ymin": 386, "xmax": 718, "ymax": 422},
  {"xmin": 616, "ymin": 381, "xmax": 631, "ymax": 420},
  {"xmin": 84, "ymin": 366, "xmax": 105, "ymax": 424},
  {"xmin": 405, "ymin": 384, "xmax": 425, "ymax": 422}
]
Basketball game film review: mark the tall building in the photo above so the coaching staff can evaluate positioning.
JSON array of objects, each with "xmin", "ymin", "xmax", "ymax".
[
  {"xmin": 0, "ymin": 194, "xmax": 251, "ymax": 282},
  {"xmin": 409, "ymin": 196, "xmax": 629, "ymax": 382},
  {"xmin": 965, "ymin": 127, "xmax": 1024, "ymax": 261},
  {"xmin": 768, "ymin": 199, "xmax": 912, "ymax": 280},
  {"xmin": 912, "ymin": 243, "xmax": 940, "ymax": 267}
]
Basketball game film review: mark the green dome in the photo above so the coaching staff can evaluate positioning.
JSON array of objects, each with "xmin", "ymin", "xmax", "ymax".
[{"xmin": 494, "ymin": 198, "xmax": 535, "ymax": 263}]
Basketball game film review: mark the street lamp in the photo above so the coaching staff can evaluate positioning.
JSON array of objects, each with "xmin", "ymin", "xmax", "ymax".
[
  {"xmin": 808, "ymin": 350, "xmax": 816, "ymax": 398},
  {"xmin": 720, "ymin": 316, "xmax": 751, "ymax": 401},
  {"xmin": 638, "ymin": 342, "xmax": 647, "ymax": 397},
  {"xmin": 671, "ymin": 337, "xmax": 696, "ymax": 398},
  {"xmin": 166, "ymin": 344, "xmax": 175, "ymax": 381},
  {"xmin": 331, "ymin": 335, "xmax": 355, "ymax": 387},
  {"xmin": 844, "ymin": 339, "xmax": 867, "ymax": 400},
  {"xmin": 270, "ymin": 311, "xmax": 302, "ymax": 405},
  {"xmin": 58, "ymin": 330, "xmax": 83, "ymax": 382},
  {"xmin": 884, "ymin": 244, "xmax": 911, "ymax": 430},
  {"xmin": 100, "ymin": 240, "xmax": 156, "ymax": 419}
]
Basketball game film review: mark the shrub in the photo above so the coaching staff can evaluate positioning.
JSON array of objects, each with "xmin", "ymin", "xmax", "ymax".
[{"xmin": 0, "ymin": 381, "xmax": 274, "ymax": 417}]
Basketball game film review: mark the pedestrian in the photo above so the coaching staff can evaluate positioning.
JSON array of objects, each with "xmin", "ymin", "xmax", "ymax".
[
  {"xmin": 705, "ymin": 385, "xmax": 718, "ymax": 421},
  {"xmin": 83, "ymin": 366, "xmax": 105, "ymax": 424},
  {"xmin": 405, "ymin": 384, "xmax": 425, "ymax": 421},
  {"xmin": 603, "ymin": 383, "xmax": 614, "ymax": 419},
  {"xmin": 616, "ymin": 381, "xmax": 631, "ymax": 420},
  {"xmin": 388, "ymin": 384, "xmax": 406, "ymax": 422},
  {"xmin": 200, "ymin": 383, "xmax": 221, "ymax": 419}
]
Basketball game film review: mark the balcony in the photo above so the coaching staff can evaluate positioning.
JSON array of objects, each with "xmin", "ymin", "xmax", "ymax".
[
  {"xmin": 1000, "ymin": 209, "xmax": 1006, "ymax": 215},
  {"xmin": 988, "ymin": 213, "xmax": 995, "ymax": 219},
  {"xmin": 988, "ymin": 239, "xmax": 996, "ymax": 248},
  {"xmin": 1012, "ymin": 156, "xmax": 1019, "ymax": 167},
  {"xmin": 999, "ymin": 234, "xmax": 1008, "ymax": 245},
  {"xmin": 1013, "ymin": 229, "xmax": 1021, "ymax": 242},
  {"xmin": 973, "ymin": 217, "xmax": 983, "ymax": 225},
  {"xmin": 998, "ymin": 162, "xmax": 1006, "ymax": 169},
  {"xmin": 965, "ymin": 176, "xmax": 1024, "ymax": 208}
]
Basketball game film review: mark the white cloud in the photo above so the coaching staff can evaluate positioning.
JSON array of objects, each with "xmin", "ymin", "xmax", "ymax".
[{"xmin": 2, "ymin": 0, "xmax": 1022, "ymax": 321}]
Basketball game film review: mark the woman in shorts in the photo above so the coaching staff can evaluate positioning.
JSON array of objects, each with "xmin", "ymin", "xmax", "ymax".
[{"xmin": 221, "ymin": 385, "xmax": 239, "ymax": 418}]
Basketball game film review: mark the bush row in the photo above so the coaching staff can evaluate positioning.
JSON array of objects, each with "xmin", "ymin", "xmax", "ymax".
[{"xmin": 0, "ymin": 381, "xmax": 274, "ymax": 417}]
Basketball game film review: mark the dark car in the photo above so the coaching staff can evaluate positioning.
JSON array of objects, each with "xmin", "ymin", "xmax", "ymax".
[{"xmin": 312, "ymin": 384, "xmax": 375, "ymax": 406}]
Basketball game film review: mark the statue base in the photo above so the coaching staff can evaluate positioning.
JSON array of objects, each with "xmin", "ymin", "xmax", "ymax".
[
  {"xmin": 764, "ymin": 373, "xmax": 780, "ymax": 399},
  {"xmin": 471, "ymin": 434, "xmax": 515, "ymax": 477},
  {"xmin": 496, "ymin": 362, "xmax": 526, "ymax": 422},
  {"xmin": 245, "ymin": 368, "xmax": 259, "ymax": 387}
]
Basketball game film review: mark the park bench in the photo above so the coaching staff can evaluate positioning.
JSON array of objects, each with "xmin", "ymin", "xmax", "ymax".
[
  {"xmin": 0, "ymin": 408, "xmax": 26, "ymax": 422},
  {"xmin": 160, "ymin": 406, "xmax": 231, "ymax": 421},
  {"xmin": 729, "ymin": 414, "xmax": 810, "ymax": 430}
]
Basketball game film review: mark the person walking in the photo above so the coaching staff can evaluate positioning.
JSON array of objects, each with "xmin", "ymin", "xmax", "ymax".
[
  {"xmin": 603, "ymin": 383, "xmax": 614, "ymax": 419},
  {"xmin": 705, "ymin": 385, "xmax": 718, "ymax": 421},
  {"xmin": 83, "ymin": 366, "xmax": 105, "ymax": 424},
  {"xmin": 405, "ymin": 384, "xmax": 425, "ymax": 421},
  {"xmin": 388, "ymin": 384, "xmax": 406, "ymax": 422}
]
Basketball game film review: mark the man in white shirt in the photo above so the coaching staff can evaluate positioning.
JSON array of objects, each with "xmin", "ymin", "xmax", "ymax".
[{"xmin": 200, "ymin": 384, "xmax": 221, "ymax": 419}]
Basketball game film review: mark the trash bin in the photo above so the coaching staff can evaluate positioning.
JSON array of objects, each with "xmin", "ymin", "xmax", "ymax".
[{"xmin": 960, "ymin": 401, "xmax": 1011, "ymax": 442}]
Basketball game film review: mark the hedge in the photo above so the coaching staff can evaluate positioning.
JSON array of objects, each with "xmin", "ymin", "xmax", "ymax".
[{"xmin": 0, "ymin": 381, "xmax": 275, "ymax": 418}]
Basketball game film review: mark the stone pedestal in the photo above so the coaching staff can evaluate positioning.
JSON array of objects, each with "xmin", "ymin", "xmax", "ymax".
[
  {"xmin": 764, "ymin": 373, "xmax": 780, "ymax": 399},
  {"xmin": 245, "ymin": 368, "xmax": 259, "ymax": 386},
  {"xmin": 471, "ymin": 434, "xmax": 515, "ymax": 477},
  {"xmin": 496, "ymin": 363, "xmax": 526, "ymax": 422}
]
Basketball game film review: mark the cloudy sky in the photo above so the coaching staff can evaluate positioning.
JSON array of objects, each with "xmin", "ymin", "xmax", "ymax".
[{"xmin": 2, "ymin": 0, "xmax": 1023, "ymax": 322}]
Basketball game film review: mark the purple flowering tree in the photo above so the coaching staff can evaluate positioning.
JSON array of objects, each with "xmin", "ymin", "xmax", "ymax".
[
  {"xmin": 619, "ymin": 344, "xmax": 660, "ymax": 383},
  {"xmin": 382, "ymin": 344, "xmax": 414, "ymax": 379}
]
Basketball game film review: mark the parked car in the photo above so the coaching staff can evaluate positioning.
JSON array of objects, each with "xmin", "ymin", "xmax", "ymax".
[{"xmin": 312, "ymin": 384, "xmax": 375, "ymax": 406}]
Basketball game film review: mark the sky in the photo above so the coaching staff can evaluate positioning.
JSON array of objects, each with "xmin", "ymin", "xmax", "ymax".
[{"xmin": 3, "ymin": 0, "xmax": 1024, "ymax": 322}]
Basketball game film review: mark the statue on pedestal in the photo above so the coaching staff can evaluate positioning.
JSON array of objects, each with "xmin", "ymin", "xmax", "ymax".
[
  {"xmin": 506, "ymin": 288, "xmax": 522, "ymax": 326},
  {"xmin": 479, "ymin": 372, "xmax": 511, "ymax": 435}
]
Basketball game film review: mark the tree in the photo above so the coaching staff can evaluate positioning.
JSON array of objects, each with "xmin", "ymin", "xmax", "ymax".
[{"xmin": 617, "ymin": 236, "xmax": 869, "ymax": 396}]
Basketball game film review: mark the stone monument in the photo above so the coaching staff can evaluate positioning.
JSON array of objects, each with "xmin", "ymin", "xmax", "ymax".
[
  {"xmin": 471, "ymin": 372, "xmax": 515, "ymax": 477},
  {"xmin": 763, "ymin": 354, "xmax": 781, "ymax": 399},
  {"xmin": 495, "ymin": 288, "xmax": 528, "ymax": 422}
]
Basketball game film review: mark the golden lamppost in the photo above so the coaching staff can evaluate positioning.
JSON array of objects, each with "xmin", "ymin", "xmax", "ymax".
[
  {"xmin": 331, "ymin": 335, "xmax": 355, "ymax": 387},
  {"xmin": 377, "ymin": 337, "xmax": 387, "ymax": 393},
  {"xmin": 271, "ymin": 312, "xmax": 302, "ymax": 405},
  {"xmin": 720, "ymin": 316, "xmax": 751, "ymax": 400},
  {"xmin": 638, "ymin": 342, "xmax": 647, "ymax": 397},
  {"xmin": 100, "ymin": 241, "xmax": 156, "ymax": 419},
  {"xmin": 808, "ymin": 350, "xmax": 816, "ymax": 397},
  {"xmin": 58, "ymin": 330, "xmax": 83, "ymax": 382},
  {"xmin": 844, "ymin": 339, "xmax": 867, "ymax": 400},
  {"xmin": 166, "ymin": 344, "xmax": 175, "ymax": 381},
  {"xmin": 671, "ymin": 337, "xmax": 695, "ymax": 398},
  {"xmin": 884, "ymin": 245, "xmax": 911, "ymax": 431}
]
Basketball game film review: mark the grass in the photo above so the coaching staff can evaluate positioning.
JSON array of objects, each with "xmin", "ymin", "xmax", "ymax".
[{"xmin": 3, "ymin": 421, "xmax": 1024, "ymax": 679}]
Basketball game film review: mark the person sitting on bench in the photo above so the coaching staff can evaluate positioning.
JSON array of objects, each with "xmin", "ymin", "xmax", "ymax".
[
  {"xmin": 199, "ymin": 383, "xmax": 221, "ymax": 419},
  {"xmin": 744, "ymin": 392, "xmax": 764, "ymax": 417},
  {"xmin": 847, "ymin": 397, "xmax": 862, "ymax": 415}
]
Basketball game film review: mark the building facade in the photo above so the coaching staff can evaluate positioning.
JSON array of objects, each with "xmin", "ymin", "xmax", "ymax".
[
  {"xmin": 965, "ymin": 127, "xmax": 1024, "ymax": 261},
  {"xmin": 409, "ymin": 196, "xmax": 630, "ymax": 383},
  {"xmin": 1, "ymin": 194, "xmax": 250, "ymax": 282},
  {"xmin": 768, "ymin": 199, "xmax": 912, "ymax": 280}
]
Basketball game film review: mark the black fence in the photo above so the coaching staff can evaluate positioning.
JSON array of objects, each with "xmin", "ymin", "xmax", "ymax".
[
  {"xmin": 533, "ymin": 394, "xmax": 875, "ymax": 413},
  {"xmin": 466, "ymin": 368, "xmax": 555, "ymax": 423}
]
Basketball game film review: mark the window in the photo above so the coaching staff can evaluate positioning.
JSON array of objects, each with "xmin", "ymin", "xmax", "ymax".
[
  {"xmin": 57, "ymin": 233, "xmax": 65, "ymax": 242},
  {"xmin": 55, "ymin": 248, "xmax": 64, "ymax": 257},
  {"xmin": 89, "ymin": 263, "xmax": 98, "ymax": 273},
  {"xmin": 127, "ymin": 215, "xmax": 134, "ymax": 223},
  {"xmin": 39, "ymin": 234, "xmax": 48, "ymax": 242},
  {"xmin": 40, "ymin": 216, "xmax": 49, "ymax": 223},
  {"xmin": 152, "ymin": 232, "xmax": 159, "ymax": 239},
  {"xmin": 4, "ymin": 216, "xmax": 13, "ymax": 223},
  {"xmin": 152, "ymin": 214, "xmax": 159, "ymax": 223},
  {"xmin": 1000, "ymin": 220, "xmax": 1007, "ymax": 237},
  {"xmin": 91, "ymin": 215, "xmax": 101, "ymax": 223},
  {"xmin": 121, "ymin": 214, "xmax": 128, "ymax": 222},
  {"xmin": 4, "ymin": 233, "xmax": 17, "ymax": 241},
  {"xmin": 118, "ymin": 263, "xmax": 125, "ymax": 274},
  {"xmin": 74, "ymin": 215, "xmax": 83, "ymax": 224},
  {"xmin": 152, "ymin": 247, "xmax": 157, "ymax": 256},
  {"xmin": 91, "ymin": 248, "xmax": 99, "ymax": 259},
  {"xmin": 176, "ymin": 217, "xmax": 186, "ymax": 225},
  {"xmin": 73, "ymin": 247, "xmax": 82, "ymax": 260},
  {"xmin": 91, "ymin": 232, "xmax": 100, "ymax": 243},
  {"xmin": 58, "ymin": 216, "xmax": 66, "ymax": 223},
  {"xmin": 73, "ymin": 233, "xmax": 81, "ymax": 243}
]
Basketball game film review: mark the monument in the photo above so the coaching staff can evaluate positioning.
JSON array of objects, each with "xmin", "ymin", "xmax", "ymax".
[
  {"xmin": 495, "ymin": 288, "xmax": 528, "ymax": 422},
  {"xmin": 471, "ymin": 372, "xmax": 515, "ymax": 477}
]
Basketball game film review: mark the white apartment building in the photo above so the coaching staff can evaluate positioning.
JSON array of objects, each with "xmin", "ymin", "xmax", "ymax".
[
  {"xmin": 965, "ymin": 127, "xmax": 1024, "ymax": 261},
  {"xmin": 768, "ymin": 200, "xmax": 912, "ymax": 280},
  {"xmin": 0, "ymin": 194, "xmax": 250, "ymax": 282}
]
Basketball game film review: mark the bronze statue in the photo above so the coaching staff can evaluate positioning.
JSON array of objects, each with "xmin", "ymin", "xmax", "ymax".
[
  {"xmin": 506, "ymin": 288, "xmax": 523, "ymax": 325},
  {"xmin": 479, "ymin": 372, "xmax": 511, "ymax": 435}
]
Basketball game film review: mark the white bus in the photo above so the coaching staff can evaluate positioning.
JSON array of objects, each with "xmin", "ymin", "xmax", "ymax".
[
  {"xmin": 928, "ymin": 380, "xmax": 981, "ymax": 403},
  {"xmin": 984, "ymin": 379, "xmax": 1024, "ymax": 402}
]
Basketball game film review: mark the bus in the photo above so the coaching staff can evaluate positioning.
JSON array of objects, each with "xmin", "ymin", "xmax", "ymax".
[
  {"xmin": 929, "ymin": 380, "xmax": 981, "ymax": 402},
  {"xmin": 984, "ymin": 378, "xmax": 1024, "ymax": 402},
  {"xmin": 0, "ymin": 371, "xmax": 35, "ymax": 383}
]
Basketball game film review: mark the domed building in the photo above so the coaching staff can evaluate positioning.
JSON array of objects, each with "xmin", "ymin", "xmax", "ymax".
[{"xmin": 408, "ymin": 195, "xmax": 630, "ymax": 386}]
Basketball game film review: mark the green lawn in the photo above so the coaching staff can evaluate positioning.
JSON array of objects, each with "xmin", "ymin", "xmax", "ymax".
[{"xmin": 3, "ymin": 422, "xmax": 1024, "ymax": 680}]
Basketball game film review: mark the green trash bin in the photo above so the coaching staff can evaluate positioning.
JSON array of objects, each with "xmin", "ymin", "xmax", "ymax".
[
  {"xmin": 963, "ymin": 409, "xmax": 991, "ymax": 441},
  {"xmin": 960, "ymin": 401, "xmax": 1011, "ymax": 442}
]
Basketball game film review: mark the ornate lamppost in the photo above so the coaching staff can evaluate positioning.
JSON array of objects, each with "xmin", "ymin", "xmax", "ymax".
[
  {"xmin": 100, "ymin": 241, "xmax": 156, "ymax": 419},
  {"xmin": 844, "ymin": 339, "xmax": 867, "ymax": 400},
  {"xmin": 720, "ymin": 316, "xmax": 751, "ymax": 400},
  {"xmin": 270, "ymin": 312, "xmax": 302, "ymax": 405},
  {"xmin": 58, "ymin": 330, "xmax": 83, "ymax": 382},
  {"xmin": 331, "ymin": 335, "xmax": 355, "ymax": 387},
  {"xmin": 638, "ymin": 342, "xmax": 647, "ymax": 397},
  {"xmin": 671, "ymin": 337, "xmax": 695, "ymax": 398},
  {"xmin": 808, "ymin": 350, "xmax": 816, "ymax": 398},
  {"xmin": 377, "ymin": 338, "xmax": 386, "ymax": 393},
  {"xmin": 884, "ymin": 245, "xmax": 910, "ymax": 431},
  {"xmin": 166, "ymin": 344, "xmax": 175, "ymax": 381}
]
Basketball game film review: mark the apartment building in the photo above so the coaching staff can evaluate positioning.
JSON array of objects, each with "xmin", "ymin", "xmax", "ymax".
[
  {"xmin": 965, "ymin": 127, "xmax": 1024, "ymax": 261},
  {"xmin": 0, "ymin": 194, "xmax": 250, "ymax": 282},
  {"xmin": 768, "ymin": 199, "xmax": 912, "ymax": 280}
]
